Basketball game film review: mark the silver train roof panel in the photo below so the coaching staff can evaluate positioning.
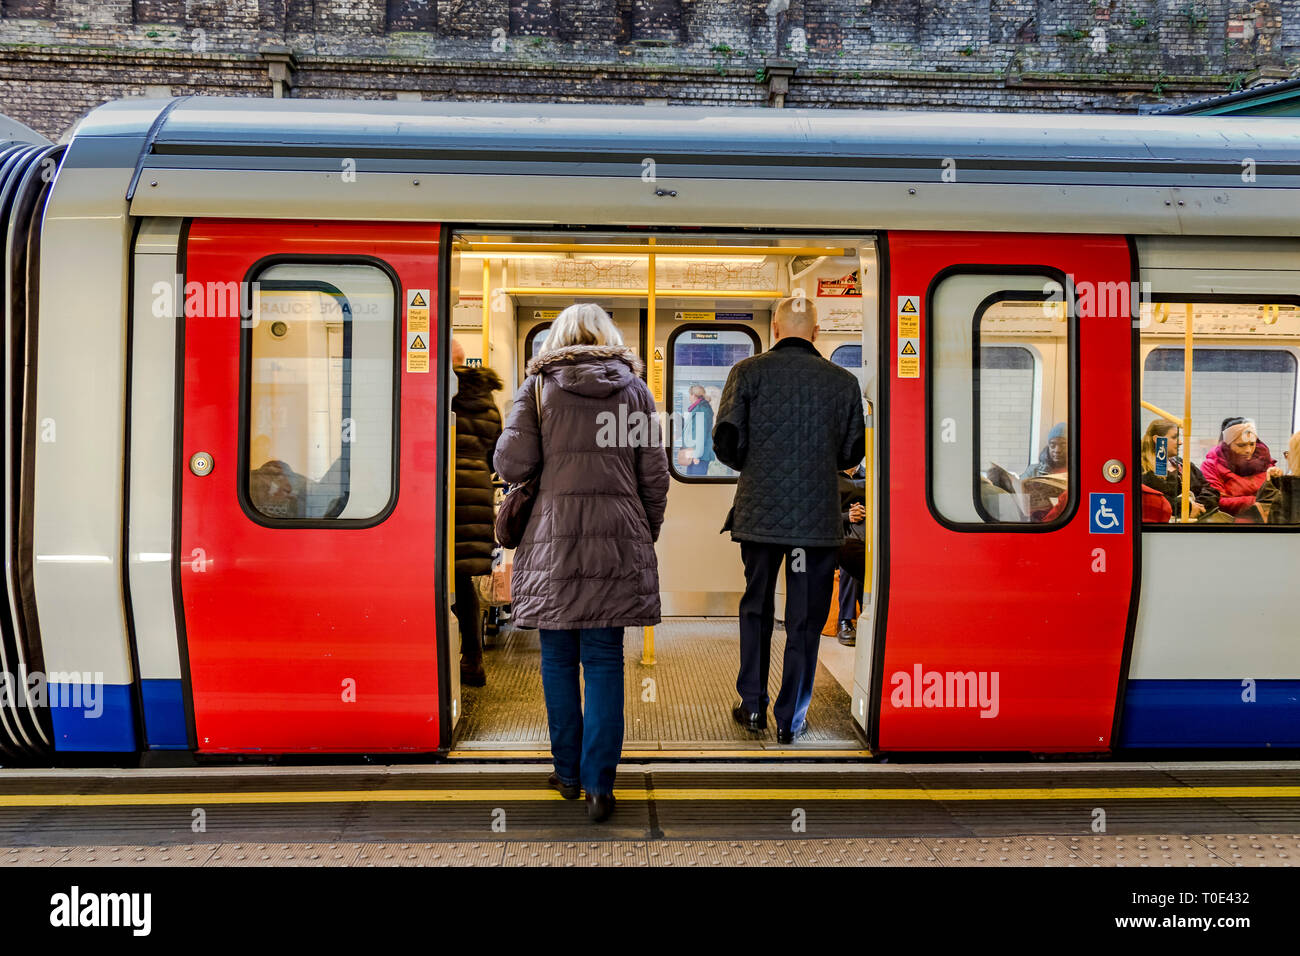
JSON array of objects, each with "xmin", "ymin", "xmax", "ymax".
[{"xmin": 60, "ymin": 97, "xmax": 1300, "ymax": 235}]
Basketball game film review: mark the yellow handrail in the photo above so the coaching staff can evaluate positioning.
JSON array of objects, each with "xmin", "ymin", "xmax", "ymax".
[
  {"xmin": 502, "ymin": 287, "xmax": 783, "ymax": 299},
  {"xmin": 642, "ymin": 237, "xmax": 657, "ymax": 667},
  {"xmin": 459, "ymin": 243, "xmax": 851, "ymax": 257}
]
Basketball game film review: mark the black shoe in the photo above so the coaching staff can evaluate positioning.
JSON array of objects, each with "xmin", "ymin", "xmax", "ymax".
[
  {"xmin": 837, "ymin": 622, "xmax": 856, "ymax": 646},
  {"xmin": 460, "ymin": 663, "xmax": 486, "ymax": 687},
  {"xmin": 548, "ymin": 773, "xmax": 580, "ymax": 800},
  {"xmin": 776, "ymin": 721, "xmax": 809, "ymax": 745},
  {"xmin": 732, "ymin": 703, "xmax": 767, "ymax": 733},
  {"xmin": 586, "ymin": 791, "xmax": 615, "ymax": 822}
]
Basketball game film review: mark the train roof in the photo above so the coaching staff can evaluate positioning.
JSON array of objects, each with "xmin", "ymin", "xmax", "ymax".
[{"xmin": 59, "ymin": 97, "xmax": 1300, "ymax": 235}]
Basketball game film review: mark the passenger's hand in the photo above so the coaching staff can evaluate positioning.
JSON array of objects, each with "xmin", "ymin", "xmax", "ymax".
[
  {"xmin": 849, "ymin": 503, "xmax": 866, "ymax": 523},
  {"xmin": 1190, "ymin": 501, "xmax": 1206, "ymax": 517},
  {"xmin": 1267, "ymin": 465, "xmax": 1285, "ymax": 479}
]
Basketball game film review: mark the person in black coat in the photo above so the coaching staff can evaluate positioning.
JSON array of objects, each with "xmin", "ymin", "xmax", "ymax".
[
  {"xmin": 452, "ymin": 339, "xmax": 503, "ymax": 686},
  {"xmin": 713, "ymin": 296, "xmax": 866, "ymax": 743},
  {"xmin": 836, "ymin": 465, "xmax": 866, "ymax": 646}
]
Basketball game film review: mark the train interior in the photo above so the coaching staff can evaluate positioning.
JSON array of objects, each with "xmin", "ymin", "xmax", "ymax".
[{"xmin": 446, "ymin": 230, "xmax": 876, "ymax": 753}]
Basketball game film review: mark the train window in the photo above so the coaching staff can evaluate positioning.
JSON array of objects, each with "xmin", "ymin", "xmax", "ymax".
[
  {"xmin": 1139, "ymin": 299, "xmax": 1300, "ymax": 526},
  {"xmin": 526, "ymin": 323, "xmax": 551, "ymax": 359},
  {"xmin": 667, "ymin": 324, "xmax": 760, "ymax": 481},
  {"xmin": 243, "ymin": 263, "xmax": 397, "ymax": 524},
  {"xmin": 831, "ymin": 344, "xmax": 862, "ymax": 368},
  {"xmin": 929, "ymin": 274, "xmax": 1073, "ymax": 527}
]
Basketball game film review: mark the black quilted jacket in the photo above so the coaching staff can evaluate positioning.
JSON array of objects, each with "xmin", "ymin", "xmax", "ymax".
[
  {"xmin": 452, "ymin": 365, "xmax": 503, "ymax": 576},
  {"xmin": 713, "ymin": 337, "xmax": 866, "ymax": 546}
]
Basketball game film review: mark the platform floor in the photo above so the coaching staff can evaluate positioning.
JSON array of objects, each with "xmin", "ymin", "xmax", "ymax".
[
  {"xmin": 0, "ymin": 761, "xmax": 1297, "ymax": 866},
  {"xmin": 457, "ymin": 617, "xmax": 863, "ymax": 751}
]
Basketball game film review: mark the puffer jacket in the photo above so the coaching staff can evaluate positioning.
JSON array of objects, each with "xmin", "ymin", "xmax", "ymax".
[
  {"xmin": 493, "ymin": 344, "xmax": 670, "ymax": 630},
  {"xmin": 452, "ymin": 365, "xmax": 503, "ymax": 575},
  {"xmin": 1201, "ymin": 441, "xmax": 1275, "ymax": 515},
  {"xmin": 713, "ymin": 337, "xmax": 866, "ymax": 545}
]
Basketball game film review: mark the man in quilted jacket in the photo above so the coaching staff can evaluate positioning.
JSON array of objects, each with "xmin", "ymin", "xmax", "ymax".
[{"xmin": 713, "ymin": 296, "xmax": 866, "ymax": 743}]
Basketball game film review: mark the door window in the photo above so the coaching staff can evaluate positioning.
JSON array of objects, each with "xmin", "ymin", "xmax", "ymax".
[
  {"xmin": 929, "ymin": 273, "xmax": 1074, "ymax": 526},
  {"xmin": 666, "ymin": 325, "xmax": 759, "ymax": 481},
  {"xmin": 244, "ymin": 262, "xmax": 397, "ymax": 523}
]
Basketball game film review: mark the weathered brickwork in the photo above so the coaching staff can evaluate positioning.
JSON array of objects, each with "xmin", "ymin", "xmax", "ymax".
[{"xmin": 0, "ymin": 0, "xmax": 1295, "ymax": 138}]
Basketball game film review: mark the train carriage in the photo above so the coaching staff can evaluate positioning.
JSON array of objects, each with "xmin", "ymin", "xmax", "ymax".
[{"xmin": 0, "ymin": 97, "xmax": 1297, "ymax": 762}]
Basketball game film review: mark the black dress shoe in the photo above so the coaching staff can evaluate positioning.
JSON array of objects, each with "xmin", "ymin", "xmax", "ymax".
[
  {"xmin": 776, "ymin": 721, "xmax": 809, "ymax": 745},
  {"xmin": 548, "ymin": 773, "xmax": 579, "ymax": 800},
  {"xmin": 460, "ymin": 662, "xmax": 486, "ymax": 687},
  {"xmin": 732, "ymin": 703, "xmax": 767, "ymax": 733},
  {"xmin": 837, "ymin": 622, "xmax": 856, "ymax": 646},
  {"xmin": 586, "ymin": 792, "xmax": 615, "ymax": 822}
]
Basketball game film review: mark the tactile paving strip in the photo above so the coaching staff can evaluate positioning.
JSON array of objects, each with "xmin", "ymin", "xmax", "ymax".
[
  {"xmin": 458, "ymin": 619, "xmax": 860, "ymax": 747},
  {"xmin": 3, "ymin": 835, "xmax": 1295, "ymax": 866}
]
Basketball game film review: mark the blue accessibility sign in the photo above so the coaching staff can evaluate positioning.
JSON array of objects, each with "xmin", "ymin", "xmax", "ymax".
[
  {"xmin": 1154, "ymin": 435, "xmax": 1168, "ymax": 477},
  {"xmin": 1089, "ymin": 492, "xmax": 1125, "ymax": 534}
]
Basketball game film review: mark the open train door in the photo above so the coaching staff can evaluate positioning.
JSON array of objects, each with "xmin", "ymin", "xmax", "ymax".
[
  {"xmin": 872, "ymin": 232, "xmax": 1137, "ymax": 753},
  {"xmin": 178, "ymin": 220, "xmax": 449, "ymax": 753}
]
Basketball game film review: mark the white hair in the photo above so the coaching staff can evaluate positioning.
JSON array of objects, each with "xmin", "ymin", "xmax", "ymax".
[{"xmin": 543, "ymin": 303, "xmax": 623, "ymax": 351}]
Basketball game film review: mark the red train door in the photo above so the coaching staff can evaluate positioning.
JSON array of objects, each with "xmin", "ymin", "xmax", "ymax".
[
  {"xmin": 874, "ymin": 232, "xmax": 1136, "ymax": 752},
  {"xmin": 179, "ymin": 220, "xmax": 446, "ymax": 753}
]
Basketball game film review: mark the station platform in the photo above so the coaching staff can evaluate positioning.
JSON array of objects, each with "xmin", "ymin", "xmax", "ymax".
[{"xmin": 0, "ymin": 761, "xmax": 1295, "ymax": 866}]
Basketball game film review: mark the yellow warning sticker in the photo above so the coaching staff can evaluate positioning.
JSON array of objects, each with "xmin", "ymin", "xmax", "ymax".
[
  {"xmin": 897, "ymin": 295, "xmax": 919, "ymax": 337},
  {"xmin": 406, "ymin": 329, "xmax": 429, "ymax": 374},
  {"xmin": 898, "ymin": 337, "xmax": 920, "ymax": 378},
  {"xmin": 674, "ymin": 311, "xmax": 715, "ymax": 322},
  {"xmin": 407, "ymin": 288, "xmax": 430, "ymax": 333},
  {"xmin": 533, "ymin": 309, "xmax": 561, "ymax": 321},
  {"xmin": 651, "ymin": 359, "xmax": 665, "ymax": 403}
]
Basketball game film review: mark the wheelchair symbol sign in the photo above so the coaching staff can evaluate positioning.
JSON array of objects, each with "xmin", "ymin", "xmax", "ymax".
[
  {"xmin": 1154, "ymin": 435, "xmax": 1168, "ymax": 477},
  {"xmin": 1089, "ymin": 493, "xmax": 1124, "ymax": 534}
]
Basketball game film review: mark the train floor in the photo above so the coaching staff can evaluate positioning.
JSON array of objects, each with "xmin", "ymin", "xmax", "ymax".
[
  {"xmin": 454, "ymin": 616, "xmax": 867, "ymax": 755},
  {"xmin": 0, "ymin": 761, "xmax": 1296, "ymax": 867}
]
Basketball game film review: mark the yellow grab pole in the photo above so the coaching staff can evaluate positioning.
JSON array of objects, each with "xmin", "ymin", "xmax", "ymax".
[
  {"xmin": 642, "ymin": 237, "xmax": 657, "ymax": 667},
  {"xmin": 1180, "ymin": 303, "xmax": 1194, "ymax": 522},
  {"xmin": 502, "ymin": 287, "xmax": 783, "ymax": 299},
  {"xmin": 1141, "ymin": 400, "xmax": 1182, "ymax": 425},
  {"xmin": 462, "ymin": 243, "xmax": 853, "ymax": 257},
  {"xmin": 481, "ymin": 259, "xmax": 491, "ymax": 368},
  {"xmin": 863, "ymin": 400, "xmax": 874, "ymax": 606}
]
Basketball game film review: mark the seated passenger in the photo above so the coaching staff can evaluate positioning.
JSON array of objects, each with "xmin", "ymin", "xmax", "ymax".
[
  {"xmin": 1139, "ymin": 420, "xmax": 1217, "ymax": 521},
  {"xmin": 1021, "ymin": 422, "xmax": 1067, "ymax": 480},
  {"xmin": 1200, "ymin": 417, "xmax": 1282, "ymax": 517},
  {"xmin": 1255, "ymin": 430, "xmax": 1300, "ymax": 524},
  {"xmin": 1141, "ymin": 483, "xmax": 1173, "ymax": 524},
  {"xmin": 248, "ymin": 459, "xmax": 308, "ymax": 519}
]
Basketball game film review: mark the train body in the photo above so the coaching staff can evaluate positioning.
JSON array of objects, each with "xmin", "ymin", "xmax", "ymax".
[{"xmin": 0, "ymin": 97, "xmax": 1297, "ymax": 761}]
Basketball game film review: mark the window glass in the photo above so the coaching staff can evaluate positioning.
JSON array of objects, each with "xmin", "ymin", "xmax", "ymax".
[
  {"xmin": 831, "ymin": 344, "xmax": 862, "ymax": 369},
  {"xmin": 1139, "ymin": 301, "xmax": 1300, "ymax": 526},
  {"xmin": 529, "ymin": 325, "xmax": 550, "ymax": 359},
  {"xmin": 930, "ymin": 274, "xmax": 1072, "ymax": 526},
  {"xmin": 246, "ymin": 263, "xmax": 395, "ymax": 522},
  {"xmin": 669, "ymin": 327, "xmax": 756, "ymax": 480}
]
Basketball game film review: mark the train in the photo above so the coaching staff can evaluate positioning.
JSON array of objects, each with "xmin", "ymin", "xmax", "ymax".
[{"xmin": 0, "ymin": 96, "xmax": 1296, "ymax": 763}]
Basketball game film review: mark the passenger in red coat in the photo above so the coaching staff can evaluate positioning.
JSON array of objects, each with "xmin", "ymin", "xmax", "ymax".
[
  {"xmin": 1141, "ymin": 483, "xmax": 1173, "ymax": 524},
  {"xmin": 1200, "ymin": 417, "xmax": 1283, "ymax": 516}
]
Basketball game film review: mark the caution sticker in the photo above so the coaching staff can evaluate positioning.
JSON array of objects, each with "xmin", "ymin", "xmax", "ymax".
[
  {"xmin": 896, "ymin": 295, "xmax": 919, "ymax": 338},
  {"xmin": 650, "ymin": 347, "xmax": 665, "ymax": 403},
  {"xmin": 533, "ymin": 309, "xmax": 561, "ymax": 321},
  {"xmin": 674, "ymin": 311, "xmax": 715, "ymax": 322},
  {"xmin": 406, "ymin": 330, "xmax": 429, "ymax": 374},
  {"xmin": 898, "ymin": 337, "xmax": 919, "ymax": 378}
]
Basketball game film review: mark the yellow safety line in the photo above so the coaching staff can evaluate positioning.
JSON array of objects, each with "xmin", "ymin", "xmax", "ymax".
[{"xmin": 0, "ymin": 785, "xmax": 1295, "ymax": 808}]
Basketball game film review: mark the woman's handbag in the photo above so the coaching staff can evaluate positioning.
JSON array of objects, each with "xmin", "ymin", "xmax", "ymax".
[
  {"xmin": 493, "ymin": 375, "xmax": 543, "ymax": 550},
  {"xmin": 473, "ymin": 560, "xmax": 512, "ymax": 607}
]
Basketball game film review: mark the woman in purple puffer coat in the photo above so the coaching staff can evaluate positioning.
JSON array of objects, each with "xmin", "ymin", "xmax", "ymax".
[{"xmin": 494, "ymin": 303, "xmax": 669, "ymax": 823}]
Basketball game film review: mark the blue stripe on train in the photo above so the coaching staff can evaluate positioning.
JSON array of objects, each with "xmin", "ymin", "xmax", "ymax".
[
  {"xmin": 1119, "ymin": 679, "xmax": 1300, "ymax": 748},
  {"xmin": 141, "ymin": 679, "xmax": 188, "ymax": 750},
  {"xmin": 49, "ymin": 681, "xmax": 137, "ymax": 752}
]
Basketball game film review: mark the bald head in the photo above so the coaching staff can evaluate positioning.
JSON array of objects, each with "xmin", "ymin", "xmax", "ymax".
[
  {"xmin": 451, "ymin": 338, "xmax": 466, "ymax": 366},
  {"xmin": 772, "ymin": 295, "xmax": 817, "ymax": 342}
]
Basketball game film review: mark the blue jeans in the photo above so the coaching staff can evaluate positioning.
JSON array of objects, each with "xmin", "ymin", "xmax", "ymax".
[{"xmin": 538, "ymin": 627, "xmax": 625, "ymax": 796}]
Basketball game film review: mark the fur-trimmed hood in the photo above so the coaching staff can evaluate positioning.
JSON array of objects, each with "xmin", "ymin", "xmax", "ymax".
[{"xmin": 526, "ymin": 344, "xmax": 645, "ymax": 399}]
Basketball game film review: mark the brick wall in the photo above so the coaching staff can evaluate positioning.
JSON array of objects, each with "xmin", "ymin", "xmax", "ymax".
[{"xmin": 0, "ymin": 0, "xmax": 1295, "ymax": 138}]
